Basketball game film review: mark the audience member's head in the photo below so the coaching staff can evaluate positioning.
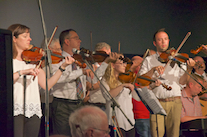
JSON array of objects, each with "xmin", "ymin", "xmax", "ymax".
[{"xmin": 69, "ymin": 105, "xmax": 110, "ymax": 137}]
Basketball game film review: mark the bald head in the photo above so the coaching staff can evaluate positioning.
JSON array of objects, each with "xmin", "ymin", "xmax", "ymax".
[{"xmin": 69, "ymin": 105, "xmax": 109, "ymax": 137}]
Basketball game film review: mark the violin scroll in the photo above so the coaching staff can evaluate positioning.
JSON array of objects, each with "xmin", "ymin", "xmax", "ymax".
[
  {"xmin": 190, "ymin": 45, "xmax": 206, "ymax": 55},
  {"xmin": 161, "ymin": 83, "xmax": 172, "ymax": 91}
]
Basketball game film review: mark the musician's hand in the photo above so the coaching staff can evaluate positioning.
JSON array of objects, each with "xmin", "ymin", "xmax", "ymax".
[
  {"xmin": 187, "ymin": 58, "xmax": 195, "ymax": 70},
  {"xmin": 154, "ymin": 66, "xmax": 165, "ymax": 75},
  {"xmin": 20, "ymin": 68, "xmax": 40, "ymax": 76},
  {"xmin": 83, "ymin": 69, "xmax": 94, "ymax": 79},
  {"xmin": 104, "ymin": 52, "xmax": 119, "ymax": 64},
  {"xmin": 83, "ymin": 90, "xmax": 90, "ymax": 103},
  {"xmin": 149, "ymin": 79, "xmax": 161, "ymax": 90},
  {"xmin": 202, "ymin": 44, "xmax": 207, "ymax": 55},
  {"xmin": 122, "ymin": 83, "xmax": 134, "ymax": 91},
  {"xmin": 61, "ymin": 56, "xmax": 75, "ymax": 69}
]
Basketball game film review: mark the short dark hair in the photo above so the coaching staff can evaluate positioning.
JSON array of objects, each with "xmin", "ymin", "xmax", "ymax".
[
  {"xmin": 153, "ymin": 28, "xmax": 166, "ymax": 41},
  {"xmin": 59, "ymin": 29, "xmax": 76, "ymax": 48}
]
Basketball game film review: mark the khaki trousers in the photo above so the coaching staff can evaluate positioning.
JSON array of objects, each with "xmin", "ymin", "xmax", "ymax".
[{"xmin": 150, "ymin": 99, "xmax": 182, "ymax": 137}]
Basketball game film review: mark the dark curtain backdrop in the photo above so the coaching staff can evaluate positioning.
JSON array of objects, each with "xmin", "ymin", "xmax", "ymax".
[{"xmin": 0, "ymin": 0, "xmax": 207, "ymax": 57}]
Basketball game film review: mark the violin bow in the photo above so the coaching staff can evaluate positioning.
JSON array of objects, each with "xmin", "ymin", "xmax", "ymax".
[
  {"xmin": 33, "ymin": 26, "xmax": 58, "ymax": 81},
  {"xmin": 132, "ymin": 49, "xmax": 150, "ymax": 86},
  {"xmin": 163, "ymin": 32, "xmax": 191, "ymax": 69}
]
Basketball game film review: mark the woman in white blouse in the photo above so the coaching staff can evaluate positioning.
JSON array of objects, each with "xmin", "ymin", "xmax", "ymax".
[
  {"xmin": 100, "ymin": 54, "xmax": 136, "ymax": 137},
  {"xmin": 9, "ymin": 24, "xmax": 74, "ymax": 137}
]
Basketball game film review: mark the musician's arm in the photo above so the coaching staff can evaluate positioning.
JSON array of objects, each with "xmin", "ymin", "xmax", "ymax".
[
  {"xmin": 181, "ymin": 116, "xmax": 207, "ymax": 123},
  {"xmin": 179, "ymin": 58, "xmax": 195, "ymax": 85}
]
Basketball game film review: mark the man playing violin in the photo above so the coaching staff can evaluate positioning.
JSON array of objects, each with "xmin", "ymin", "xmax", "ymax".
[
  {"xmin": 193, "ymin": 56, "xmax": 207, "ymax": 116},
  {"xmin": 139, "ymin": 28, "xmax": 195, "ymax": 137},
  {"xmin": 51, "ymin": 29, "xmax": 93, "ymax": 136},
  {"xmin": 85, "ymin": 42, "xmax": 119, "ymax": 110},
  {"xmin": 180, "ymin": 74, "xmax": 207, "ymax": 136},
  {"xmin": 180, "ymin": 74, "xmax": 207, "ymax": 123}
]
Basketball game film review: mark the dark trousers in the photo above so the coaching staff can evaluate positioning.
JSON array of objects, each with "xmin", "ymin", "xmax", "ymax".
[
  {"xmin": 109, "ymin": 125, "xmax": 135, "ymax": 137},
  {"xmin": 51, "ymin": 97, "xmax": 82, "ymax": 136},
  {"xmin": 38, "ymin": 103, "xmax": 53, "ymax": 137},
  {"xmin": 14, "ymin": 114, "xmax": 41, "ymax": 137}
]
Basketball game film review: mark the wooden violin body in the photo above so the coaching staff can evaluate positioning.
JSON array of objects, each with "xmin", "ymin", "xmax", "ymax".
[
  {"xmin": 22, "ymin": 46, "xmax": 86, "ymax": 68},
  {"xmin": 22, "ymin": 46, "xmax": 44, "ymax": 64},
  {"xmin": 118, "ymin": 72, "xmax": 172, "ymax": 90},
  {"xmin": 159, "ymin": 48, "xmax": 189, "ymax": 63}
]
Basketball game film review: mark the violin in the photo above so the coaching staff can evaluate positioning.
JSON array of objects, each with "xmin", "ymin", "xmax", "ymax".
[
  {"xmin": 118, "ymin": 72, "xmax": 172, "ymax": 90},
  {"xmin": 159, "ymin": 48, "xmax": 189, "ymax": 63},
  {"xmin": 190, "ymin": 45, "xmax": 206, "ymax": 55},
  {"xmin": 80, "ymin": 47, "xmax": 131, "ymax": 64},
  {"xmin": 22, "ymin": 46, "xmax": 86, "ymax": 68}
]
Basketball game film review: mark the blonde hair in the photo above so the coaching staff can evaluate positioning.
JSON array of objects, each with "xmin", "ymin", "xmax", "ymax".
[{"xmin": 103, "ymin": 54, "xmax": 123, "ymax": 89}]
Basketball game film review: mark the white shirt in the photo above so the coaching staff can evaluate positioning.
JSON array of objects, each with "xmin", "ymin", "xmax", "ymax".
[
  {"xmin": 100, "ymin": 78, "xmax": 135, "ymax": 131},
  {"xmin": 13, "ymin": 59, "xmax": 42, "ymax": 118},
  {"xmin": 139, "ymin": 53, "xmax": 186, "ymax": 99},
  {"xmin": 87, "ymin": 62, "xmax": 108, "ymax": 103},
  {"xmin": 51, "ymin": 51, "xmax": 86, "ymax": 100},
  {"xmin": 195, "ymin": 72, "xmax": 207, "ymax": 81}
]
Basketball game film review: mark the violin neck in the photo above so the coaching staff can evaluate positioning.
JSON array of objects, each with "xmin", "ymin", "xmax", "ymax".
[
  {"xmin": 50, "ymin": 52, "xmax": 65, "ymax": 59},
  {"xmin": 138, "ymin": 76, "xmax": 155, "ymax": 83},
  {"xmin": 176, "ymin": 54, "xmax": 188, "ymax": 61}
]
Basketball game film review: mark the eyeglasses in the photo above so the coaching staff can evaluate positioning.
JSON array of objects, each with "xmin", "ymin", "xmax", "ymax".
[
  {"xmin": 93, "ymin": 127, "xmax": 111, "ymax": 135},
  {"xmin": 115, "ymin": 60, "xmax": 127, "ymax": 65}
]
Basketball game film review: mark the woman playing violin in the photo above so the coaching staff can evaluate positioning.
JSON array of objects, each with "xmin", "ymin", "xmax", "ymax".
[
  {"xmin": 139, "ymin": 28, "xmax": 195, "ymax": 137},
  {"xmin": 100, "ymin": 54, "xmax": 135, "ymax": 137},
  {"xmin": 100, "ymin": 54, "xmax": 161, "ymax": 137},
  {"xmin": 9, "ymin": 24, "xmax": 74, "ymax": 137}
]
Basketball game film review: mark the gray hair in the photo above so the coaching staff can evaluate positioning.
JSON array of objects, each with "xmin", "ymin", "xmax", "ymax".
[
  {"xmin": 69, "ymin": 105, "xmax": 107, "ymax": 137},
  {"xmin": 95, "ymin": 42, "xmax": 111, "ymax": 51},
  {"xmin": 41, "ymin": 38, "xmax": 59, "ymax": 50}
]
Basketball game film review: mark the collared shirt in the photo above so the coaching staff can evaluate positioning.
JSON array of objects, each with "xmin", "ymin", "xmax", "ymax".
[
  {"xmin": 195, "ymin": 72, "xmax": 207, "ymax": 81},
  {"xmin": 51, "ymin": 51, "xmax": 86, "ymax": 100},
  {"xmin": 139, "ymin": 53, "xmax": 186, "ymax": 99},
  {"xmin": 100, "ymin": 78, "xmax": 135, "ymax": 131},
  {"xmin": 181, "ymin": 89, "xmax": 202, "ymax": 118},
  {"xmin": 87, "ymin": 62, "xmax": 108, "ymax": 103}
]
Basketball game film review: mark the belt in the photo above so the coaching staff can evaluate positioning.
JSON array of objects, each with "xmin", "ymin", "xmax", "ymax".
[
  {"xmin": 53, "ymin": 97, "xmax": 82, "ymax": 104},
  {"xmin": 86, "ymin": 102, "xmax": 105, "ymax": 107},
  {"xmin": 158, "ymin": 96, "xmax": 181, "ymax": 102}
]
